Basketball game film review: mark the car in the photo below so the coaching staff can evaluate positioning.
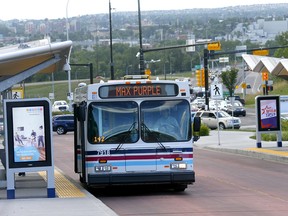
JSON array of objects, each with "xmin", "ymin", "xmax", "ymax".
[
  {"xmin": 223, "ymin": 101, "xmax": 246, "ymax": 117},
  {"xmin": 52, "ymin": 100, "xmax": 69, "ymax": 112},
  {"xmin": 281, "ymin": 113, "xmax": 288, "ymax": 120},
  {"xmin": 191, "ymin": 98, "xmax": 205, "ymax": 109},
  {"xmin": 52, "ymin": 114, "xmax": 74, "ymax": 135},
  {"xmin": 191, "ymin": 111, "xmax": 196, "ymax": 122},
  {"xmin": 0, "ymin": 121, "xmax": 3, "ymax": 136},
  {"xmin": 195, "ymin": 110, "xmax": 241, "ymax": 130},
  {"xmin": 226, "ymin": 95, "xmax": 245, "ymax": 106}
]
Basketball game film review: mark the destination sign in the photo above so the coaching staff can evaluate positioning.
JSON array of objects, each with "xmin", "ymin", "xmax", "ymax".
[{"xmin": 99, "ymin": 83, "xmax": 178, "ymax": 98}]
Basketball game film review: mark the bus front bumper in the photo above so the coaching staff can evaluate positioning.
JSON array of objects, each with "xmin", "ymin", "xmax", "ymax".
[{"xmin": 87, "ymin": 171, "xmax": 195, "ymax": 186}]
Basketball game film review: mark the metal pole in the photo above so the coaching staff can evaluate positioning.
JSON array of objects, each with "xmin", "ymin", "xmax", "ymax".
[
  {"xmin": 66, "ymin": 0, "xmax": 70, "ymax": 41},
  {"xmin": 138, "ymin": 0, "xmax": 145, "ymax": 75},
  {"xmin": 204, "ymin": 49, "xmax": 209, "ymax": 110},
  {"xmin": 89, "ymin": 63, "xmax": 93, "ymax": 84},
  {"xmin": 109, "ymin": 0, "xmax": 114, "ymax": 80}
]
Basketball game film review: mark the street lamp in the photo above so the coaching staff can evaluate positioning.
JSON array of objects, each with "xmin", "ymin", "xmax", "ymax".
[
  {"xmin": 66, "ymin": 0, "xmax": 70, "ymax": 41},
  {"xmin": 109, "ymin": 0, "xmax": 114, "ymax": 80},
  {"xmin": 137, "ymin": 0, "xmax": 145, "ymax": 75},
  {"xmin": 65, "ymin": 0, "xmax": 72, "ymax": 112},
  {"xmin": 126, "ymin": 65, "xmax": 132, "ymax": 75},
  {"xmin": 63, "ymin": 58, "xmax": 72, "ymax": 112}
]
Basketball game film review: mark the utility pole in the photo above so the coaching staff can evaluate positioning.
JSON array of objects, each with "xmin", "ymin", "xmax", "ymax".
[
  {"xmin": 204, "ymin": 49, "xmax": 209, "ymax": 110},
  {"xmin": 109, "ymin": 0, "xmax": 114, "ymax": 80},
  {"xmin": 137, "ymin": 0, "xmax": 145, "ymax": 75}
]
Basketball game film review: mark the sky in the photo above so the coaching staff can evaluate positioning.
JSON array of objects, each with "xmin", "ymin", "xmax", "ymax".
[{"xmin": 1, "ymin": 0, "xmax": 287, "ymax": 21}]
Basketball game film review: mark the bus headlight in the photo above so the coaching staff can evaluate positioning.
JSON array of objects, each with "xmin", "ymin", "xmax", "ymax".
[
  {"xmin": 95, "ymin": 165, "xmax": 112, "ymax": 172},
  {"xmin": 170, "ymin": 162, "xmax": 187, "ymax": 170}
]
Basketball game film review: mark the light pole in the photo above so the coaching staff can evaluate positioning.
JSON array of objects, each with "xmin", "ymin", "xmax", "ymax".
[
  {"xmin": 126, "ymin": 65, "xmax": 132, "ymax": 75},
  {"xmin": 65, "ymin": 0, "xmax": 72, "ymax": 112},
  {"xmin": 109, "ymin": 0, "xmax": 114, "ymax": 80},
  {"xmin": 137, "ymin": 0, "xmax": 145, "ymax": 75},
  {"xmin": 66, "ymin": 0, "xmax": 70, "ymax": 41},
  {"xmin": 63, "ymin": 58, "xmax": 72, "ymax": 112}
]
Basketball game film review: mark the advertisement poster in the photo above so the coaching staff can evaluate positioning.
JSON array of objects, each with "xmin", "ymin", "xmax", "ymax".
[
  {"xmin": 260, "ymin": 99, "xmax": 278, "ymax": 129},
  {"xmin": 12, "ymin": 106, "xmax": 45, "ymax": 162}
]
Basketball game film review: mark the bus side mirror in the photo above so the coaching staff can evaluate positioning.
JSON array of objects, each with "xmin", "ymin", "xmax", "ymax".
[{"xmin": 193, "ymin": 116, "xmax": 201, "ymax": 133}]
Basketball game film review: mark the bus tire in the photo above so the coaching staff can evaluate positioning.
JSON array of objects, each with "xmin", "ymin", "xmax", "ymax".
[{"xmin": 79, "ymin": 175, "xmax": 84, "ymax": 183}]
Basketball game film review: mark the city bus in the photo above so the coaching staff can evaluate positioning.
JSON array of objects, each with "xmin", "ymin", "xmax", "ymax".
[{"xmin": 73, "ymin": 75, "xmax": 201, "ymax": 191}]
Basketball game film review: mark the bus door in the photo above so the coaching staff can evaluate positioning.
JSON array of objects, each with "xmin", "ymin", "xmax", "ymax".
[{"xmin": 74, "ymin": 102, "xmax": 87, "ymax": 182}]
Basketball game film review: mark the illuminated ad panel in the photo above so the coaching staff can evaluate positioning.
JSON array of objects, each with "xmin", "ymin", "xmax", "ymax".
[
  {"xmin": 5, "ymin": 99, "xmax": 52, "ymax": 168},
  {"xmin": 12, "ymin": 106, "xmax": 46, "ymax": 162},
  {"xmin": 256, "ymin": 96, "xmax": 280, "ymax": 131}
]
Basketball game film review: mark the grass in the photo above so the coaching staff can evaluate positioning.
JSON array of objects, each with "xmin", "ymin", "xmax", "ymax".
[{"xmin": 24, "ymin": 80, "xmax": 84, "ymax": 101}]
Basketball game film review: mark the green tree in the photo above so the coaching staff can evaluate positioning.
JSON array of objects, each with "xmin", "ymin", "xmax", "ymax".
[
  {"xmin": 274, "ymin": 32, "xmax": 288, "ymax": 58},
  {"xmin": 220, "ymin": 68, "xmax": 238, "ymax": 97}
]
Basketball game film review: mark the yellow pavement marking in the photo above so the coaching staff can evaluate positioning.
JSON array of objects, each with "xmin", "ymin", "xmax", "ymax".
[
  {"xmin": 39, "ymin": 169, "xmax": 86, "ymax": 198},
  {"xmin": 245, "ymin": 148, "xmax": 288, "ymax": 157}
]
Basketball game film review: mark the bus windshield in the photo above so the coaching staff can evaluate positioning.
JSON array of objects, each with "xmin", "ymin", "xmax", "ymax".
[{"xmin": 87, "ymin": 99, "xmax": 191, "ymax": 144}]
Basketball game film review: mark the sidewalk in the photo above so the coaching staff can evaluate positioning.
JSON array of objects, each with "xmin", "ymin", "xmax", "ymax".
[
  {"xmin": 0, "ymin": 168, "xmax": 118, "ymax": 216},
  {"xmin": 195, "ymin": 130, "xmax": 288, "ymax": 164}
]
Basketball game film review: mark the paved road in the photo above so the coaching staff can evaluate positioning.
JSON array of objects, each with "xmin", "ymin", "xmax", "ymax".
[{"xmin": 53, "ymin": 132, "xmax": 288, "ymax": 216}]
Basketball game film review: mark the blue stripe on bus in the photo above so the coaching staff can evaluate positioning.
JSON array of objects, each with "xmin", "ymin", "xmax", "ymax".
[
  {"xmin": 86, "ymin": 159, "xmax": 193, "ymax": 168},
  {"xmin": 85, "ymin": 147, "xmax": 193, "ymax": 155}
]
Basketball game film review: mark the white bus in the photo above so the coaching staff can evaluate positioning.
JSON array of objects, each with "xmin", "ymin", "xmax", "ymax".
[{"xmin": 73, "ymin": 76, "xmax": 201, "ymax": 191}]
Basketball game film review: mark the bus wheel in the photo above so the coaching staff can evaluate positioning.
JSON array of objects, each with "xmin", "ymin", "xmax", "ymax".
[{"xmin": 173, "ymin": 184, "xmax": 187, "ymax": 192}]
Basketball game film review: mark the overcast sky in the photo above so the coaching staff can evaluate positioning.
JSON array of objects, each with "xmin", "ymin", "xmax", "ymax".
[{"xmin": 1, "ymin": 0, "xmax": 287, "ymax": 21}]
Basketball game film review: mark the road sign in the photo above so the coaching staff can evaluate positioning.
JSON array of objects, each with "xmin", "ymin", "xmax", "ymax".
[
  {"xmin": 253, "ymin": 49, "xmax": 269, "ymax": 56},
  {"xmin": 210, "ymin": 84, "xmax": 223, "ymax": 100},
  {"xmin": 241, "ymin": 83, "xmax": 247, "ymax": 89},
  {"xmin": 219, "ymin": 57, "xmax": 229, "ymax": 63},
  {"xmin": 207, "ymin": 42, "xmax": 221, "ymax": 51},
  {"xmin": 12, "ymin": 87, "xmax": 24, "ymax": 99}
]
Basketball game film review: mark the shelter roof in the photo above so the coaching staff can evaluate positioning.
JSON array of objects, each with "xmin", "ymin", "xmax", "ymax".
[{"xmin": 0, "ymin": 38, "xmax": 72, "ymax": 92}]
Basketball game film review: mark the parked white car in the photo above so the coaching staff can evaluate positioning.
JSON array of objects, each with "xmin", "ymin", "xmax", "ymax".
[
  {"xmin": 195, "ymin": 110, "xmax": 241, "ymax": 130},
  {"xmin": 52, "ymin": 100, "xmax": 69, "ymax": 112}
]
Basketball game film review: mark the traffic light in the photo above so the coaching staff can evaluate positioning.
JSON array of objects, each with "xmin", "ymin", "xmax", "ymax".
[
  {"xmin": 262, "ymin": 72, "xmax": 269, "ymax": 81},
  {"xmin": 196, "ymin": 70, "xmax": 201, "ymax": 86},
  {"xmin": 145, "ymin": 68, "xmax": 151, "ymax": 79},
  {"xmin": 201, "ymin": 68, "xmax": 205, "ymax": 87}
]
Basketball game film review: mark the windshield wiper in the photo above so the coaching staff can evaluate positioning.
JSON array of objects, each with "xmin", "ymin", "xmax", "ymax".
[
  {"xmin": 115, "ymin": 122, "xmax": 138, "ymax": 151},
  {"xmin": 141, "ymin": 122, "xmax": 167, "ymax": 151}
]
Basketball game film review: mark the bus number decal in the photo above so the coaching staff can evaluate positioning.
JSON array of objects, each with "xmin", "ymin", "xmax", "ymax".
[
  {"xmin": 93, "ymin": 136, "xmax": 105, "ymax": 143},
  {"xmin": 97, "ymin": 149, "xmax": 110, "ymax": 155}
]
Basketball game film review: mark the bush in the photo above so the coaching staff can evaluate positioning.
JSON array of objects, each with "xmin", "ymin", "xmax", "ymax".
[
  {"xmin": 252, "ymin": 120, "xmax": 288, "ymax": 141},
  {"xmin": 199, "ymin": 124, "xmax": 210, "ymax": 136}
]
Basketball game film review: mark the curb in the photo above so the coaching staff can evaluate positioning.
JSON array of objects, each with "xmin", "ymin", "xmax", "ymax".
[{"xmin": 202, "ymin": 146, "xmax": 288, "ymax": 164}]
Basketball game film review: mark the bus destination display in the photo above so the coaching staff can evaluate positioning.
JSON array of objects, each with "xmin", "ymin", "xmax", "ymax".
[{"xmin": 99, "ymin": 83, "xmax": 178, "ymax": 98}]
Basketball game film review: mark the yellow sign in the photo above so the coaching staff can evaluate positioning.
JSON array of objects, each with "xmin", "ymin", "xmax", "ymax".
[
  {"xmin": 207, "ymin": 42, "xmax": 221, "ymax": 51},
  {"xmin": 241, "ymin": 83, "xmax": 247, "ymax": 89},
  {"xmin": 12, "ymin": 87, "xmax": 24, "ymax": 99},
  {"xmin": 253, "ymin": 49, "xmax": 269, "ymax": 56}
]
